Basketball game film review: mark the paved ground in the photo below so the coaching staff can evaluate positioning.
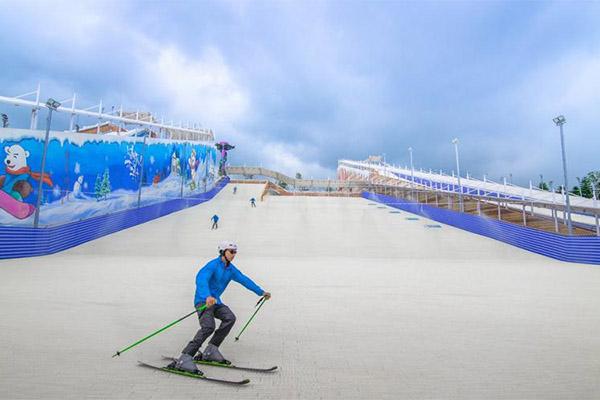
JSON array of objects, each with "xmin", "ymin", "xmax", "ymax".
[{"xmin": 1, "ymin": 183, "xmax": 599, "ymax": 399}]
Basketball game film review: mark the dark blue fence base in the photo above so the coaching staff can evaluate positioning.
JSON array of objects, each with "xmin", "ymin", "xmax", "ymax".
[
  {"xmin": 364, "ymin": 191, "xmax": 600, "ymax": 265},
  {"xmin": 0, "ymin": 178, "xmax": 229, "ymax": 260}
]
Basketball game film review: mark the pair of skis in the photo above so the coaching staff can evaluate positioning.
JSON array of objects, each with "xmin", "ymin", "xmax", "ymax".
[{"xmin": 138, "ymin": 356, "xmax": 277, "ymax": 385}]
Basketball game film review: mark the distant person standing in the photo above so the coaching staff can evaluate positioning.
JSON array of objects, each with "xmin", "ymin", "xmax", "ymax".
[
  {"xmin": 233, "ymin": 186, "xmax": 237, "ymax": 195},
  {"xmin": 211, "ymin": 214, "xmax": 219, "ymax": 230},
  {"xmin": 250, "ymin": 198, "xmax": 256, "ymax": 208}
]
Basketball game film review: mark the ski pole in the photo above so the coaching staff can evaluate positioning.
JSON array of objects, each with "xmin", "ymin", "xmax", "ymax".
[
  {"xmin": 112, "ymin": 305, "xmax": 207, "ymax": 358},
  {"xmin": 234, "ymin": 296, "xmax": 267, "ymax": 341}
]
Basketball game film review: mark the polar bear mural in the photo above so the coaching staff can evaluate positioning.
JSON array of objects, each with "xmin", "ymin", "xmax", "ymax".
[{"xmin": 0, "ymin": 144, "xmax": 53, "ymax": 219}]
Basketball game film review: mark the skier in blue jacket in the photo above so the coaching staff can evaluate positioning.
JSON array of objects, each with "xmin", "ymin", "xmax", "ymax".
[{"xmin": 174, "ymin": 240, "xmax": 271, "ymax": 373}]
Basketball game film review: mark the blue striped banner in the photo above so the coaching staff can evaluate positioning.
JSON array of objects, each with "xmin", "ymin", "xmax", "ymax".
[
  {"xmin": 0, "ymin": 178, "xmax": 229, "ymax": 259},
  {"xmin": 364, "ymin": 191, "xmax": 600, "ymax": 265}
]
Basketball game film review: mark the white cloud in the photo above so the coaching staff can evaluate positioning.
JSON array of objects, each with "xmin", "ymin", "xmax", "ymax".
[
  {"xmin": 257, "ymin": 142, "xmax": 334, "ymax": 179},
  {"xmin": 444, "ymin": 48, "xmax": 600, "ymax": 184},
  {"xmin": 3, "ymin": 2, "xmax": 114, "ymax": 53},
  {"xmin": 504, "ymin": 51, "xmax": 600, "ymax": 118},
  {"xmin": 138, "ymin": 46, "xmax": 250, "ymax": 132}
]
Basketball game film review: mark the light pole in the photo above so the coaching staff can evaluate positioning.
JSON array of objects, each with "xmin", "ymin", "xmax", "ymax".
[
  {"xmin": 452, "ymin": 138, "xmax": 463, "ymax": 212},
  {"xmin": 408, "ymin": 147, "xmax": 414, "ymax": 186},
  {"xmin": 553, "ymin": 115, "xmax": 572, "ymax": 235},
  {"xmin": 33, "ymin": 98, "xmax": 61, "ymax": 228}
]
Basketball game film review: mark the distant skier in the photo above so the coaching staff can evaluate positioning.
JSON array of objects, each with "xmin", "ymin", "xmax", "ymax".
[
  {"xmin": 173, "ymin": 241, "xmax": 271, "ymax": 373},
  {"xmin": 233, "ymin": 186, "xmax": 237, "ymax": 195},
  {"xmin": 250, "ymin": 197, "xmax": 256, "ymax": 207},
  {"xmin": 211, "ymin": 214, "xmax": 219, "ymax": 230}
]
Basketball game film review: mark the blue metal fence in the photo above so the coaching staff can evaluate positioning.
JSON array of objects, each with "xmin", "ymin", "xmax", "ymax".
[
  {"xmin": 364, "ymin": 191, "xmax": 600, "ymax": 265},
  {"xmin": 0, "ymin": 177, "xmax": 229, "ymax": 259}
]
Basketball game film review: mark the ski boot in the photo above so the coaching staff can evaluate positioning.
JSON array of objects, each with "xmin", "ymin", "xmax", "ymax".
[
  {"xmin": 193, "ymin": 351, "xmax": 203, "ymax": 362},
  {"xmin": 171, "ymin": 353, "xmax": 203, "ymax": 375},
  {"xmin": 202, "ymin": 344, "xmax": 231, "ymax": 365}
]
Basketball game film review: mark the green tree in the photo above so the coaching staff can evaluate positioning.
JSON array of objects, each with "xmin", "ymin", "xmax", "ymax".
[
  {"xmin": 569, "ymin": 172, "xmax": 600, "ymax": 198},
  {"xmin": 101, "ymin": 168, "xmax": 111, "ymax": 200},
  {"xmin": 94, "ymin": 174, "xmax": 102, "ymax": 201},
  {"xmin": 295, "ymin": 172, "xmax": 302, "ymax": 180},
  {"xmin": 581, "ymin": 171, "xmax": 600, "ymax": 198},
  {"xmin": 538, "ymin": 181, "xmax": 549, "ymax": 191}
]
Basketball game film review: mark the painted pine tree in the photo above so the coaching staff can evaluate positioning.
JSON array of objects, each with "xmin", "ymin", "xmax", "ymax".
[
  {"xmin": 101, "ymin": 168, "xmax": 111, "ymax": 200},
  {"xmin": 94, "ymin": 174, "xmax": 102, "ymax": 201}
]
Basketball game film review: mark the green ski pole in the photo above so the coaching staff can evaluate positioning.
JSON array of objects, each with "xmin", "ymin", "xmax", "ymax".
[
  {"xmin": 234, "ymin": 296, "xmax": 267, "ymax": 341},
  {"xmin": 112, "ymin": 305, "xmax": 207, "ymax": 358}
]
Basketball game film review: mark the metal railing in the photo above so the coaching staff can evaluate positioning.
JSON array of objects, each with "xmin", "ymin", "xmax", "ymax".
[
  {"xmin": 0, "ymin": 86, "xmax": 214, "ymax": 143},
  {"xmin": 367, "ymin": 183, "xmax": 600, "ymax": 236},
  {"xmin": 226, "ymin": 166, "xmax": 369, "ymax": 191}
]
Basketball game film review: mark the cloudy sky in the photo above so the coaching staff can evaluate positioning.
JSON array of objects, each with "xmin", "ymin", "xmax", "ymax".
[{"xmin": 1, "ymin": 0, "xmax": 600, "ymax": 186}]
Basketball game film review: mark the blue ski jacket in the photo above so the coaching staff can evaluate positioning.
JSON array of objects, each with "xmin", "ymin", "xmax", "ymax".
[{"xmin": 194, "ymin": 256, "xmax": 264, "ymax": 306}]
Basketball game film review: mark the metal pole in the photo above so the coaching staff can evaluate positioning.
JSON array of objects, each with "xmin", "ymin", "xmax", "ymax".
[
  {"xmin": 452, "ymin": 138, "xmax": 463, "ymax": 212},
  {"xmin": 497, "ymin": 192, "xmax": 501, "ymax": 220},
  {"xmin": 593, "ymin": 186, "xmax": 599, "ymax": 236},
  {"xmin": 30, "ymin": 83, "xmax": 40, "ymax": 130},
  {"xmin": 69, "ymin": 93, "xmax": 77, "ymax": 131},
  {"xmin": 137, "ymin": 134, "xmax": 148, "ymax": 208},
  {"xmin": 556, "ymin": 119, "xmax": 573, "ymax": 235},
  {"xmin": 561, "ymin": 187, "xmax": 567, "ymax": 226},
  {"xmin": 503, "ymin": 177, "xmax": 507, "ymax": 208},
  {"xmin": 97, "ymin": 99, "xmax": 103, "ymax": 134},
  {"xmin": 408, "ymin": 147, "xmax": 414, "ymax": 187},
  {"xmin": 33, "ymin": 108, "xmax": 53, "ymax": 228},
  {"xmin": 180, "ymin": 143, "xmax": 187, "ymax": 198}
]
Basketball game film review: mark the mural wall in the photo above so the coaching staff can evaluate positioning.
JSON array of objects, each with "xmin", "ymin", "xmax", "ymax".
[{"xmin": 0, "ymin": 128, "xmax": 218, "ymax": 227}]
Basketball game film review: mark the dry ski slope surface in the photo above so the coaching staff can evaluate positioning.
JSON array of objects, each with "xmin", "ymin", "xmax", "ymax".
[{"xmin": 1, "ymin": 183, "xmax": 599, "ymax": 399}]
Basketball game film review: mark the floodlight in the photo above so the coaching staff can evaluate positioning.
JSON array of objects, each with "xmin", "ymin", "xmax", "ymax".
[
  {"xmin": 553, "ymin": 114, "xmax": 572, "ymax": 234},
  {"xmin": 46, "ymin": 98, "xmax": 61, "ymax": 110}
]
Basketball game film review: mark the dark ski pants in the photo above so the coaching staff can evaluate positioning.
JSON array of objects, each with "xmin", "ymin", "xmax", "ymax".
[
  {"xmin": 182, "ymin": 304, "xmax": 236, "ymax": 356},
  {"xmin": 211, "ymin": 221, "xmax": 218, "ymax": 229}
]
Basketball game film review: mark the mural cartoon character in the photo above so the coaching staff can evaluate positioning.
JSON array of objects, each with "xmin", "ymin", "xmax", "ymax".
[
  {"xmin": 0, "ymin": 144, "xmax": 53, "ymax": 219},
  {"xmin": 72, "ymin": 176, "xmax": 85, "ymax": 199},
  {"xmin": 153, "ymin": 172, "xmax": 161, "ymax": 187},
  {"xmin": 188, "ymin": 149, "xmax": 199, "ymax": 190},
  {"xmin": 215, "ymin": 141, "xmax": 235, "ymax": 176},
  {"xmin": 170, "ymin": 151, "xmax": 181, "ymax": 176}
]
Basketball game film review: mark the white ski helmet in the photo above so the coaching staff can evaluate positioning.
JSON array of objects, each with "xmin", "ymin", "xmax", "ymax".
[{"xmin": 218, "ymin": 240, "xmax": 238, "ymax": 254}]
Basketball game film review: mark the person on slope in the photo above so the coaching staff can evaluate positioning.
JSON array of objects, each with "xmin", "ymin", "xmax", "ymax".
[
  {"xmin": 211, "ymin": 214, "xmax": 219, "ymax": 230},
  {"xmin": 174, "ymin": 241, "xmax": 271, "ymax": 373},
  {"xmin": 250, "ymin": 197, "xmax": 256, "ymax": 207}
]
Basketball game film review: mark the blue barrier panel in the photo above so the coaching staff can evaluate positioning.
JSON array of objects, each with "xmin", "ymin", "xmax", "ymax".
[
  {"xmin": 363, "ymin": 191, "xmax": 600, "ymax": 265},
  {"xmin": 0, "ymin": 177, "xmax": 229, "ymax": 259}
]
